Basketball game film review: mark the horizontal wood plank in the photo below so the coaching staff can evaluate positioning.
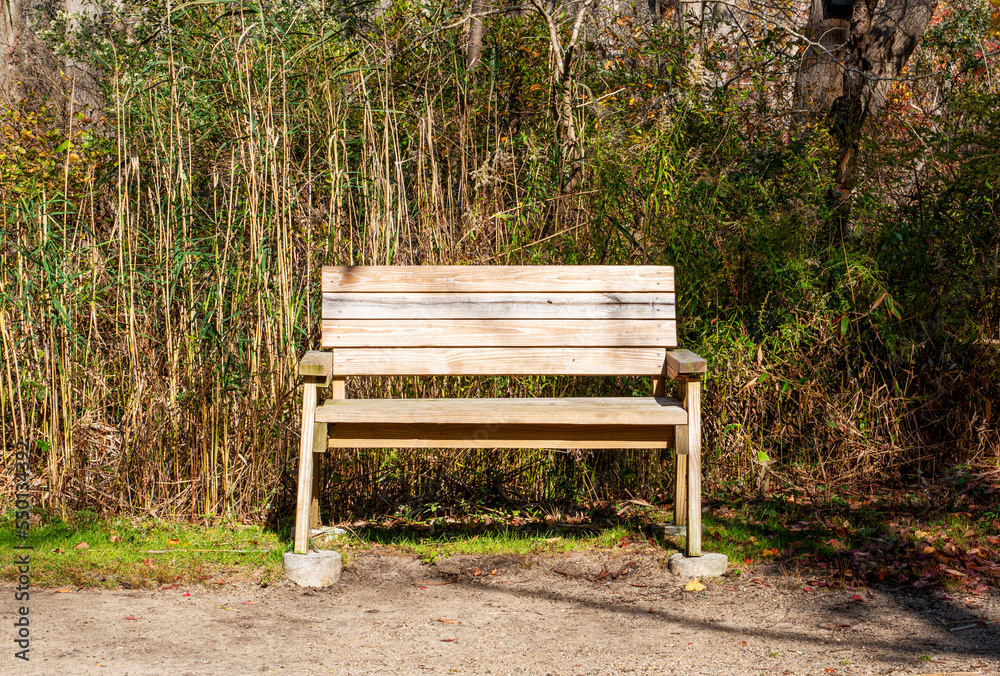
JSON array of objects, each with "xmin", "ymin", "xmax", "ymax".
[
  {"xmin": 321, "ymin": 319, "xmax": 676, "ymax": 348},
  {"xmin": 322, "ymin": 266, "xmax": 674, "ymax": 293},
  {"xmin": 324, "ymin": 423, "xmax": 673, "ymax": 449},
  {"xmin": 315, "ymin": 397, "xmax": 687, "ymax": 426},
  {"xmin": 323, "ymin": 292, "xmax": 675, "ymax": 320},
  {"xmin": 332, "ymin": 347, "xmax": 667, "ymax": 375}
]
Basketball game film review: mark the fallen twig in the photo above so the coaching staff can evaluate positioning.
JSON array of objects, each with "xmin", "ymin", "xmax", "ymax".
[
  {"xmin": 414, "ymin": 580, "xmax": 458, "ymax": 587},
  {"xmin": 141, "ymin": 549, "xmax": 269, "ymax": 554},
  {"xmin": 948, "ymin": 618, "xmax": 998, "ymax": 632}
]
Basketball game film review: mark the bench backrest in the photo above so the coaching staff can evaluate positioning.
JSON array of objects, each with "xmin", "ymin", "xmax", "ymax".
[{"xmin": 321, "ymin": 265, "xmax": 676, "ymax": 376}]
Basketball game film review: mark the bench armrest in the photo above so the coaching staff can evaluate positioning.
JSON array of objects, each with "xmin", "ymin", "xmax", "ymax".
[
  {"xmin": 666, "ymin": 349, "xmax": 707, "ymax": 380},
  {"xmin": 299, "ymin": 351, "xmax": 333, "ymax": 387}
]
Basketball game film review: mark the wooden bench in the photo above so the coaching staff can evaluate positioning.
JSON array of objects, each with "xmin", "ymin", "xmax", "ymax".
[{"xmin": 294, "ymin": 265, "xmax": 707, "ymax": 556}]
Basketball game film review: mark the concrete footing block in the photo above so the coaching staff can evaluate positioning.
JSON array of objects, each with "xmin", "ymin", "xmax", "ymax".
[
  {"xmin": 668, "ymin": 552, "xmax": 729, "ymax": 578},
  {"xmin": 284, "ymin": 550, "xmax": 342, "ymax": 587}
]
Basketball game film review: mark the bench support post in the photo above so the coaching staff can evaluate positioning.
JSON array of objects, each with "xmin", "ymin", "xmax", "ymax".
[
  {"xmin": 310, "ymin": 422, "xmax": 325, "ymax": 529},
  {"xmin": 674, "ymin": 375, "xmax": 702, "ymax": 557},
  {"xmin": 310, "ymin": 378, "xmax": 345, "ymax": 531},
  {"xmin": 294, "ymin": 381, "xmax": 318, "ymax": 554},
  {"xmin": 674, "ymin": 454, "xmax": 688, "ymax": 527}
]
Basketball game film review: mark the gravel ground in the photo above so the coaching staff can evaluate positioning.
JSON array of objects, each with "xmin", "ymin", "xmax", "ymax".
[{"xmin": 4, "ymin": 550, "xmax": 999, "ymax": 675}]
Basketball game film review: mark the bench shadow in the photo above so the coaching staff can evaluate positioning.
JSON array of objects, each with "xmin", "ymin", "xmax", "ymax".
[
  {"xmin": 329, "ymin": 477, "xmax": 1000, "ymax": 662},
  {"xmin": 399, "ymin": 555, "xmax": 1000, "ymax": 663}
]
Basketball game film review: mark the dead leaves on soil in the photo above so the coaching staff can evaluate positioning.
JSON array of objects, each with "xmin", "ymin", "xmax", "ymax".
[
  {"xmin": 553, "ymin": 561, "xmax": 639, "ymax": 586},
  {"xmin": 415, "ymin": 566, "xmax": 496, "ymax": 589}
]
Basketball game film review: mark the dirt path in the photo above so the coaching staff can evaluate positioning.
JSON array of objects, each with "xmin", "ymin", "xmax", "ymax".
[{"xmin": 4, "ymin": 550, "xmax": 999, "ymax": 675}]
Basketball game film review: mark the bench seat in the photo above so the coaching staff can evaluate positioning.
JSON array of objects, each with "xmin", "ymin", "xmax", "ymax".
[{"xmin": 315, "ymin": 397, "xmax": 687, "ymax": 426}]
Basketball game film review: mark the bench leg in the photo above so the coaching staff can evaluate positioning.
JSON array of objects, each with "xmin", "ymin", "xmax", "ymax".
[
  {"xmin": 294, "ymin": 382, "xmax": 318, "ymax": 554},
  {"xmin": 676, "ymin": 377, "xmax": 702, "ymax": 557},
  {"xmin": 310, "ymin": 452, "xmax": 323, "ymax": 529},
  {"xmin": 310, "ymin": 405, "xmax": 330, "ymax": 530},
  {"xmin": 674, "ymin": 453, "xmax": 687, "ymax": 527}
]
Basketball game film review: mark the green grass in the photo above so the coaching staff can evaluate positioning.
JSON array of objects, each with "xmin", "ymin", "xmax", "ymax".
[
  {"xmin": 0, "ymin": 513, "xmax": 286, "ymax": 589},
  {"xmin": 3, "ymin": 466, "xmax": 997, "ymax": 590},
  {"xmin": 332, "ymin": 523, "xmax": 653, "ymax": 564}
]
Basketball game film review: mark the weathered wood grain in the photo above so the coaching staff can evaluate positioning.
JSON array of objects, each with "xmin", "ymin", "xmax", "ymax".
[
  {"xmin": 315, "ymin": 397, "xmax": 687, "ymax": 426},
  {"xmin": 321, "ymin": 319, "xmax": 676, "ymax": 348},
  {"xmin": 299, "ymin": 351, "xmax": 333, "ymax": 387},
  {"xmin": 331, "ymin": 347, "xmax": 667, "ymax": 376},
  {"xmin": 325, "ymin": 423, "xmax": 673, "ymax": 449},
  {"xmin": 666, "ymin": 349, "xmax": 707, "ymax": 379},
  {"xmin": 322, "ymin": 265, "xmax": 674, "ymax": 293},
  {"xmin": 293, "ymin": 383, "xmax": 317, "ymax": 554},
  {"xmin": 323, "ymin": 292, "xmax": 675, "ymax": 320},
  {"xmin": 676, "ymin": 376, "xmax": 702, "ymax": 557}
]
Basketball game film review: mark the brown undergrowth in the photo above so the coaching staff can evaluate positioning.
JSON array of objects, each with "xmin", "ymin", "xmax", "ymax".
[{"xmin": 0, "ymin": 0, "xmax": 997, "ymax": 523}]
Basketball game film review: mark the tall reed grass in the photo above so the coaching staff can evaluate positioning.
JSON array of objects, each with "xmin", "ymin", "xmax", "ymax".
[{"xmin": 1, "ymin": 0, "xmax": 997, "ymax": 523}]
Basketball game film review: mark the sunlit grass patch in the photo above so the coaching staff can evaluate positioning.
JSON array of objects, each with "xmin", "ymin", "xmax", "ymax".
[
  {"xmin": 0, "ymin": 513, "xmax": 285, "ymax": 589},
  {"xmin": 330, "ymin": 522, "xmax": 652, "ymax": 563}
]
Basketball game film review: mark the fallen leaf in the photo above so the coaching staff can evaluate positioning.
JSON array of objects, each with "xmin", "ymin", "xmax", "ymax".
[
  {"xmin": 94, "ymin": 663, "xmax": 104, "ymax": 667},
  {"xmin": 489, "ymin": 568, "xmax": 497, "ymax": 576},
  {"xmin": 685, "ymin": 579, "xmax": 706, "ymax": 592},
  {"xmin": 242, "ymin": 600, "xmax": 255, "ymax": 605},
  {"xmin": 124, "ymin": 616, "xmax": 140, "ymax": 621},
  {"xmin": 74, "ymin": 542, "xmax": 90, "ymax": 550},
  {"xmin": 440, "ymin": 638, "xmax": 456, "ymax": 642},
  {"xmin": 648, "ymin": 608, "xmax": 656, "ymax": 613},
  {"xmin": 851, "ymin": 594, "xmax": 865, "ymax": 602},
  {"xmin": 160, "ymin": 584, "xmax": 179, "ymax": 590},
  {"xmin": 183, "ymin": 592, "xmax": 191, "ymax": 597},
  {"xmin": 437, "ymin": 618, "xmax": 459, "ymax": 624},
  {"xmin": 738, "ymin": 640, "xmax": 748, "ymax": 645},
  {"xmin": 51, "ymin": 548, "xmax": 63, "ymax": 554},
  {"xmin": 472, "ymin": 567, "xmax": 482, "ymax": 577},
  {"xmin": 167, "ymin": 539, "xmax": 180, "ymax": 546},
  {"xmin": 143, "ymin": 559, "xmax": 155, "ymax": 567},
  {"xmin": 803, "ymin": 586, "xmax": 812, "ymax": 592},
  {"xmin": 923, "ymin": 546, "xmax": 936, "ymax": 554},
  {"xmin": 55, "ymin": 587, "xmax": 74, "ymax": 593}
]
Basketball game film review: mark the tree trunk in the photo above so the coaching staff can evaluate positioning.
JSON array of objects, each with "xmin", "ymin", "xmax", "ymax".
[
  {"xmin": 531, "ymin": 0, "xmax": 595, "ymax": 196},
  {"xmin": 1, "ymin": 0, "xmax": 60, "ymax": 105},
  {"xmin": 467, "ymin": 0, "xmax": 486, "ymax": 69},
  {"xmin": 1, "ymin": 0, "xmax": 102, "ymax": 117},
  {"xmin": 795, "ymin": 0, "xmax": 939, "ymax": 237}
]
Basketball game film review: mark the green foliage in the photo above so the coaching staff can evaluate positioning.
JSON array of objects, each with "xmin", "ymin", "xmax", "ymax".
[{"xmin": 1, "ymin": 0, "xmax": 997, "ymax": 523}]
